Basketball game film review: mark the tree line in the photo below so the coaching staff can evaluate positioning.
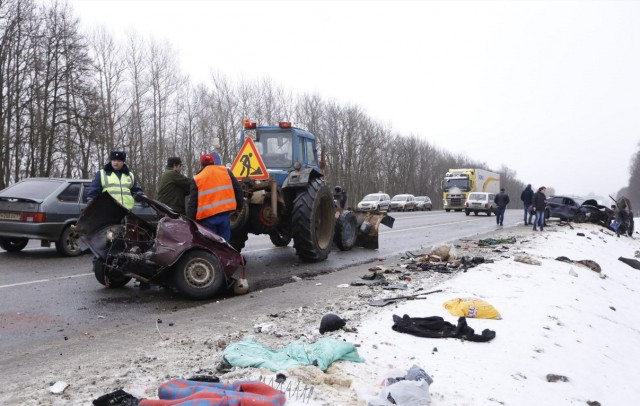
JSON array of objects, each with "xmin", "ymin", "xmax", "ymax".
[{"xmin": 2, "ymin": 0, "xmax": 634, "ymax": 210}]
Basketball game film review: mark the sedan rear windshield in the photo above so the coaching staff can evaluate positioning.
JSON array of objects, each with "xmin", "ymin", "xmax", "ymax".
[
  {"xmin": 0, "ymin": 180, "xmax": 62, "ymax": 200},
  {"xmin": 468, "ymin": 193, "xmax": 487, "ymax": 200}
]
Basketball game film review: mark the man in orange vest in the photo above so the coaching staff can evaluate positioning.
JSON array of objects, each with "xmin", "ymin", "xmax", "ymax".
[{"xmin": 187, "ymin": 152, "xmax": 244, "ymax": 241}]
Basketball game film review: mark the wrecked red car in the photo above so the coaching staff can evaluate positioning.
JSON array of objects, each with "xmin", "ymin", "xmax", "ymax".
[{"xmin": 74, "ymin": 192, "xmax": 243, "ymax": 299}]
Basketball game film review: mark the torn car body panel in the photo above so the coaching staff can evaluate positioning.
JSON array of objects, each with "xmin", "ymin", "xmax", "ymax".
[{"xmin": 75, "ymin": 192, "xmax": 242, "ymax": 299}]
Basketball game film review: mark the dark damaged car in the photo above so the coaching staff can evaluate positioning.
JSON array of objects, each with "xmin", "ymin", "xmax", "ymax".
[
  {"xmin": 545, "ymin": 195, "xmax": 614, "ymax": 226},
  {"xmin": 74, "ymin": 192, "xmax": 243, "ymax": 299}
]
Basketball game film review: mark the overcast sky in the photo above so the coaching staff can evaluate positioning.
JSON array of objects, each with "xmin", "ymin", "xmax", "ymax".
[{"xmin": 67, "ymin": 0, "xmax": 640, "ymax": 199}]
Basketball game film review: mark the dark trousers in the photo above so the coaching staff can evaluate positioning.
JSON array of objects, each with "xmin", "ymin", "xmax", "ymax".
[{"xmin": 496, "ymin": 206, "xmax": 506, "ymax": 225}]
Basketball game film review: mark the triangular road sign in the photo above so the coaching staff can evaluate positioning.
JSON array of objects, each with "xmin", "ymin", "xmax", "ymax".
[{"xmin": 230, "ymin": 138, "xmax": 270, "ymax": 180}]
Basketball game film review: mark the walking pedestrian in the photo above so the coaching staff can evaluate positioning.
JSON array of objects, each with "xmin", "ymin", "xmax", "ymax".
[
  {"xmin": 157, "ymin": 156, "xmax": 191, "ymax": 215},
  {"xmin": 532, "ymin": 186, "xmax": 547, "ymax": 231},
  {"xmin": 187, "ymin": 152, "xmax": 244, "ymax": 241},
  {"xmin": 494, "ymin": 188, "xmax": 510, "ymax": 227},
  {"xmin": 520, "ymin": 184, "xmax": 534, "ymax": 225}
]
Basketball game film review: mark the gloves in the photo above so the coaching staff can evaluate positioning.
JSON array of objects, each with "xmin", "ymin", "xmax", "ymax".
[{"xmin": 133, "ymin": 192, "xmax": 145, "ymax": 202}]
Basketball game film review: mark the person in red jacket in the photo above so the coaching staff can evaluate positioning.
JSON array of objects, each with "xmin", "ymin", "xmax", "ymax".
[{"xmin": 187, "ymin": 152, "xmax": 243, "ymax": 241}]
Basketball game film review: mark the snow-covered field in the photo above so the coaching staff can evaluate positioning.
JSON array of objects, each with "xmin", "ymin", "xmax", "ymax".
[{"xmin": 3, "ymin": 221, "xmax": 639, "ymax": 405}]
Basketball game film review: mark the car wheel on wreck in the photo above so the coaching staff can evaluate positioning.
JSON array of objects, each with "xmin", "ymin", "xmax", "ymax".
[
  {"xmin": 0, "ymin": 237, "xmax": 29, "ymax": 252},
  {"xmin": 93, "ymin": 260, "xmax": 132, "ymax": 288},
  {"xmin": 574, "ymin": 212, "xmax": 587, "ymax": 223},
  {"xmin": 172, "ymin": 250, "xmax": 225, "ymax": 299}
]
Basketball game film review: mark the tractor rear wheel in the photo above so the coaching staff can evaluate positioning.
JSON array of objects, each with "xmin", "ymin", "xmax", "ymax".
[{"xmin": 291, "ymin": 178, "xmax": 335, "ymax": 262}]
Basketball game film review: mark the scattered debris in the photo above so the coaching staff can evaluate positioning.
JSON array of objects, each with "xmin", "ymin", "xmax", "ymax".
[
  {"xmin": 618, "ymin": 257, "xmax": 640, "ymax": 270},
  {"xmin": 478, "ymin": 237, "xmax": 516, "ymax": 247},
  {"xmin": 319, "ymin": 313, "xmax": 346, "ymax": 334},
  {"xmin": 555, "ymin": 256, "xmax": 601, "ymax": 273},
  {"xmin": 546, "ymin": 374, "xmax": 569, "ymax": 383},
  {"xmin": 48, "ymin": 381, "xmax": 69, "ymax": 394},
  {"xmin": 369, "ymin": 289, "xmax": 442, "ymax": 307},
  {"xmin": 514, "ymin": 254, "xmax": 541, "ymax": 265},
  {"xmin": 443, "ymin": 297, "xmax": 502, "ymax": 319}
]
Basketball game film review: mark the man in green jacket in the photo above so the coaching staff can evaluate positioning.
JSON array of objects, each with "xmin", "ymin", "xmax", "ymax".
[{"xmin": 157, "ymin": 156, "xmax": 191, "ymax": 214}]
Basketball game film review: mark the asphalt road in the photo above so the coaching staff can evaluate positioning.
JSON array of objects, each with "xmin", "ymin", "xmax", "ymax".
[{"xmin": 0, "ymin": 209, "xmax": 523, "ymax": 356}]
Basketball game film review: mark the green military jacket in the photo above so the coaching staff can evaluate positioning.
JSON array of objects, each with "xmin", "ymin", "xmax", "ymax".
[{"xmin": 157, "ymin": 168, "xmax": 191, "ymax": 214}]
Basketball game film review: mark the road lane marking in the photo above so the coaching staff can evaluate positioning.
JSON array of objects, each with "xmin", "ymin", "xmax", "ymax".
[
  {"xmin": 0, "ymin": 272, "xmax": 93, "ymax": 289},
  {"xmin": 380, "ymin": 218, "xmax": 488, "ymax": 234}
]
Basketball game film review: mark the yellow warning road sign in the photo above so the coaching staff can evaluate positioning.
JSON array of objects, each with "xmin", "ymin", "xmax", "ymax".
[{"xmin": 230, "ymin": 138, "xmax": 269, "ymax": 180}]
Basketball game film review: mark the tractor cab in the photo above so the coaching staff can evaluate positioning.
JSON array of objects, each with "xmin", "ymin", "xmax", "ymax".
[{"xmin": 240, "ymin": 120, "xmax": 321, "ymax": 187}]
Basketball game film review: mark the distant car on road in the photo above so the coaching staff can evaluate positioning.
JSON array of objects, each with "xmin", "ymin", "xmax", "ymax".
[
  {"xmin": 414, "ymin": 196, "xmax": 432, "ymax": 211},
  {"xmin": 356, "ymin": 193, "xmax": 391, "ymax": 212},
  {"xmin": 0, "ymin": 178, "xmax": 158, "ymax": 256},
  {"xmin": 464, "ymin": 192, "xmax": 496, "ymax": 216},
  {"xmin": 389, "ymin": 194, "xmax": 416, "ymax": 212}
]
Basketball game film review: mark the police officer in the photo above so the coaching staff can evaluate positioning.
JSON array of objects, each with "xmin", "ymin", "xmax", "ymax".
[
  {"xmin": 87, "ymin": 150, "xmax": 144, "ymax": 207},
  {"xmin": 87, "ymin": 150, "xmax": 147, "ymax": 288}
]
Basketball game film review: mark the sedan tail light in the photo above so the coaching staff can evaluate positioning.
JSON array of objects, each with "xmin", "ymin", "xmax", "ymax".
[{"xmin": 20, "ymin": 212, "xmax": 46, "ymax": 222}]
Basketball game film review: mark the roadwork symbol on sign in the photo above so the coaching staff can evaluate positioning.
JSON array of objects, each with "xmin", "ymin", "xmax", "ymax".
[{"xmin": 230, "ymin": 138, "xmax": 269, "ymax": 180}]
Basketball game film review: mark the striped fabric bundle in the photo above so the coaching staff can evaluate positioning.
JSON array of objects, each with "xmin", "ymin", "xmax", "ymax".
[{"xmin": 139, "ymin": 379, "xmax": 286, "ymax": 406}]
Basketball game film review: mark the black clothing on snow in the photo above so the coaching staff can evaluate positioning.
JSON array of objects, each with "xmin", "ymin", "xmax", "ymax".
[{"xmin": 391, "ymin": 315, "xmax": 496, "ymax": 342}]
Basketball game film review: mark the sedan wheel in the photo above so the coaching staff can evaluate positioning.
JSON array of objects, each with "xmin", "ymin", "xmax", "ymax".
[
  {"xmin": 0, "ymin": 237, "xmax": 29, "ymax": 252},
  {"xmin": 55, "ymin": 224, "xmax": 85, "ymax": 257}
]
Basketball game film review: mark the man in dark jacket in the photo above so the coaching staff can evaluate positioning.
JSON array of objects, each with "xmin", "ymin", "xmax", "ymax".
[
  {"xmin": 520, "ymin": 184, "xmax": 534, "ymax": 225},
  {"xmin": 157, "ymin": 157, "xmax": 191, "ymax": 214},
  {"xmin": 532, "ymin": 186, "xmax": 547, "ymax": 231},
  {"xmin": 187, "ymin": 152, "xmax": 243, "ymax": 241},
  {"xmin": 494, "ymin": 188, "xmax": 510, "ymax": 227}
]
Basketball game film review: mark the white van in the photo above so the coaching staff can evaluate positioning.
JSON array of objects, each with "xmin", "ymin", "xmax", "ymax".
[
  {"xmin": 357, "ymin": 193, "xmax": 391, "ymax": 212},
  {"xmin": 464, "ymin": 192, "xmax": 496, "ymax": 216}
]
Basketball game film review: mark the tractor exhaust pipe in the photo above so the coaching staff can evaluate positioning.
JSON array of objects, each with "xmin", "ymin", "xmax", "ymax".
[{"xmin": 270, "ymin": 178, "xmax": 278, "ymax": 221}]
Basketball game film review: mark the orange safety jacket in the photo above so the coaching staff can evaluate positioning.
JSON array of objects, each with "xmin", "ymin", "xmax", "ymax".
[{"xmin": 193, "ymin": 165, "xmax": 237, "ymax": 220}]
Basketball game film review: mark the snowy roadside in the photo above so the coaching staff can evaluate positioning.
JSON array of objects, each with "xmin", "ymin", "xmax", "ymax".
[{"xmin": 2, "ymin": 221, "xmax": 639, "ymax": 405}]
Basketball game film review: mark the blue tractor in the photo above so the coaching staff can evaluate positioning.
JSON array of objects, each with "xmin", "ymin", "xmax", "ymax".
[{"xmin": 229, "ymin": 120, "xmax": 392, "ymax": 262}]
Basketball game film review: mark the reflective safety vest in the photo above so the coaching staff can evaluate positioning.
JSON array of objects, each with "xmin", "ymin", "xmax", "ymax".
[
  {"xmin": 194, "ymin": 165, "xmax": 237, "ymax": 220},
  {"xmin": 100, "ymin": 169, "xmax": 135, "ymax": 209}
]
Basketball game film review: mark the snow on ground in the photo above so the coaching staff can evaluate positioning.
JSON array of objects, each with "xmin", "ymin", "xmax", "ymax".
[{"xmin": 3, "ymin": 221, "xmax": 640, "ymax": 405}]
